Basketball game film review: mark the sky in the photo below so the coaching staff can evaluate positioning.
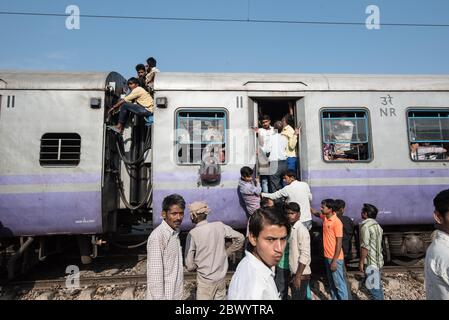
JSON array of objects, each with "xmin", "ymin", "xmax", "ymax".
[{"xmin": 1, "ymin": 0, "xmax": 449, "ymax": 78}]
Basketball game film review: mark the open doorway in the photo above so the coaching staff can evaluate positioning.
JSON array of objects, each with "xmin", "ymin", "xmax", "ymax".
[
  {"xmin": 253, "ymin": 97, "xmax": 302, "ymax": 184},
  {"xmin": 257, "ymin": 98, "xmax": 294, "ymax": 124}
]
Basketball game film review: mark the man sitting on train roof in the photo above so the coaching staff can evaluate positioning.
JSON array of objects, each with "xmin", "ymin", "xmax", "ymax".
[
  {"xmin": 135, "ymin": 63, "xmax": 147, "ymax": 89},
  {"xmin": 107, "ymin": 77, "xmax": 154, "ymax": 134},
  {"xmin": 145, "ymin": 57, "xmax": 159, "ymax": 96}
]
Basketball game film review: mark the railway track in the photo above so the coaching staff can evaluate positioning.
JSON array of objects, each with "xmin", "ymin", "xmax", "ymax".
[
  {"xmin": 0, "ymin": 251, "xmax": 424, "ymax": 300},
  {"xmin": 0, "ymin": 267, "xmax": 425, "ymax": 300},
  {"xmin": 347, "ymin": 265, "xmax": 424, "ymax": 275},
  {"xmin": 0, "ymin": 271, "xmax": 235, "ymax": 291},
  {"xmin": 0, "ymin": 265, "xmax": 422, "ymax": 291}
]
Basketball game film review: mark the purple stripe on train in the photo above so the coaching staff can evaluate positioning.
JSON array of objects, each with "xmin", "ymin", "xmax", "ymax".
[
  {"xmin": 153, "ymin": 171, "xmax": 242, "ymax": 183},
  {"xmin": 0, "ymin": 173, "xmax": 101, "ymax": 185},
  {"xmin": 153, "ymin": 184, "xmax": 443, "ymax": 230},
  {"xmin": 0, "ymin": 192, "xmax": 102, "ymax": 237},
  {"xmin": 309, "ymin": 184, "xmax": 444, "ymax": 225},
  {"xmin": 153, "ymin": 187, "xmax": 248, "ymax": 230},
  {"xmin": 154, "ymin": 168, "xmax": 449, "ymax": 184}
]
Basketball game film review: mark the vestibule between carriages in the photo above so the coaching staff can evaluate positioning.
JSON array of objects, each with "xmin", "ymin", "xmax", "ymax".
[{"xmin": 254, "ymin": 97, "xmax": 302, "ymax": 179}]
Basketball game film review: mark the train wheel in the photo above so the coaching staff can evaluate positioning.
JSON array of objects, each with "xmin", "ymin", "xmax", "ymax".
[{"xmin": 391, "ymin": 257, "xmax": 422, "ymax": 267}]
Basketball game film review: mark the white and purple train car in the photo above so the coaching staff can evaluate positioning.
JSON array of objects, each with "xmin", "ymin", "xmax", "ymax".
[
  {"xmin": 1, "ymin": 71, "xmax": 448, "ymax": 271},
  {"xmin": 153, "ymin": 73, "xmax": 449, "ymax": 263},
  {"xmin": 0, "ymin": 71, "xmax": 131, "ymax": 274}
]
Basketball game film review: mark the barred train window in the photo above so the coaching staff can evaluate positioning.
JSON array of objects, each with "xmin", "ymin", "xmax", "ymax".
[
  {"xmin": 321, "ymin": 109, "xmax": 372, "ymax": 162},
  {"xmin": 176, "ymin": 110, "xmax": 226, "ymax": 164},
  {"xmin": 408, "ymin": 109, "xmax": 449, "ymax": 161},
  {"xmin": 40, "ymin": 133, "xmax": 81, "ymax": 166}
]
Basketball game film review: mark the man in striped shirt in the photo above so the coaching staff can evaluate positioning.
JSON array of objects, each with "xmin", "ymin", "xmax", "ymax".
[
  {"xmin": 359, "ymin": 203, "xmax": 384, "ymax": 300},
  {"xmin": 146, "ymin": 194, "xmax": 185, "ymax": 300}
]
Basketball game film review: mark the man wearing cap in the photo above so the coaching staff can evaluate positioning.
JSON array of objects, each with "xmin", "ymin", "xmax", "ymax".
[{"xmin": 185, "ymin": 201, "xmax": 245, "ymax": 300}]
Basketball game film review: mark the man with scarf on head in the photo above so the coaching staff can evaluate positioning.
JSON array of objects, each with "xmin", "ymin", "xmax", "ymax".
[{"xmin": 184, "ymin": 201, "xmax": 245, "ymax": 300}]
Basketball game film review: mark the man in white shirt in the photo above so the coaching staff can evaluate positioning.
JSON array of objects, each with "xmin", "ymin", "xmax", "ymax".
[
  {"xmin": 286, "ymin": 202, "xmax": 312, "ymax": 300},
  {"xmin": 253, "ymin": 115, "xmax": 275, "ymax": 193},
  {"xmin": 333, "ymin": 118, "xmax": 355, "ymax": 154},
  {"xmin": 145, "ymin": 56, "xmax": 160, "ymax": 95},
  {"xmin": 228, "ymin": 208, "xmax": 291, "ymax": 300},
  {"xmin": 425, "ymin": 189, "xmax": 449, "ymax": 300},
  {"xmin": 261, "ymin": 170, "xmax": 313, "ymax": 230},
  {"xmin": 266, "ymin": 121, "xmax": 288, "ymax": 192},
  {"xmin": 410, "ymin": 142, "xmax": 447, "ymax": 160}
]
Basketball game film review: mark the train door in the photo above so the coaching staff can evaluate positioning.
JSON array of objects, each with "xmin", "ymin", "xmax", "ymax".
[
  {"xmin": 249, "ymin": 98, "xmax": 259, "ymax": 175},
  {"xmin": 253, "ymin": 97, "xmax": 303, "ymax": 182},
  {"xmin": 293, "ymin": 98, "xmax": 305, "ymax": 180}
]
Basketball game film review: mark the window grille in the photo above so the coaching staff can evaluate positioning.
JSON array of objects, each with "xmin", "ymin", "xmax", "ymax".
[{"xmin": 40, "ymin": 133, "xmax": 81, "ymax": 166}]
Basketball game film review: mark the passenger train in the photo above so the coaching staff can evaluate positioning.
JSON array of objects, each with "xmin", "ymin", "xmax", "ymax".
[{"xmin": 0, "ymin": 70, "xmax": 448, "ymax": 278}]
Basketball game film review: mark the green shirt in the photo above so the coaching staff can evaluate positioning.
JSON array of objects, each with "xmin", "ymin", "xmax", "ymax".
[
  {"xmin": 278, "ymin": 241, "xmax": 290, "ymax": 269},
  {"xmin": 360, "ymin": 218, "xmax": 384, "ymax": 269}
]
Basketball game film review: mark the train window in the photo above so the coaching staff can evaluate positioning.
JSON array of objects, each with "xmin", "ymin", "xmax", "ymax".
[
  {"xmin": 408, "ymin": 109, "xmax": 449, "ymax": 161},
  {"xmin": 321, "ymin": 109, "xmax": 372, "ymax": 162},
  {"xmin": 39, "ymin": 133, "xmax": 81, "ymax": 167},
  {"xmin": 176, "ymin": 110, "xmax": 227, "ymax": 165}
]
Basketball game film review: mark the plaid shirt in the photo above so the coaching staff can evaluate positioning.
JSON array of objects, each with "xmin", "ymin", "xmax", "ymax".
[{"xmin": 146, "ymin": 220, "xmax": 183, "ymax": 300}]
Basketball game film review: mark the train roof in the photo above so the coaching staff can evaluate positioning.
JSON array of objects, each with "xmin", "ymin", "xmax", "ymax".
[
  {"xmin": 155, "ymin": 72, "xmax": 449, "ymax": 92},
  {"xmin": 0, "ymin": 71, "xmax": 124, "ymax": 90},
  {"xmin": 2, "ymin": 70, "xmax": 449, "ymax": 92}
]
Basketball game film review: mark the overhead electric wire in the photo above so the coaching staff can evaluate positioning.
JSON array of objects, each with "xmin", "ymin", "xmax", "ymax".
[{"xmin": 1, "ymin": 11, "xmax": 449, "ymax": 28}]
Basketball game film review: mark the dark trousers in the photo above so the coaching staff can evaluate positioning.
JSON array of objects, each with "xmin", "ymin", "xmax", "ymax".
[
  {"xmin": 269, "ymin": 160, "xmax": 287, "ymax": 192},
  {"xmin": 118, "ymin": 102, "xmax": 152, "ymax": 125},
  {"xmin": 274, "ymin": 267, "xmax": 290, "ymax": 300},
  {"xmin": 290, "ymin": 276, "xmax": 311, "ymax": 300}
]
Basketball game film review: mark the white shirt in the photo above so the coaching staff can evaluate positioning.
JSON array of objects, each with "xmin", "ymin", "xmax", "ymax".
[
  {"xmin": 145, "ymin": 67, "xmax": 160, "ymax": 90},
  {"xmin": 425, "ymin": 229, "xmax": 449, "ymax": 300},
  {"xmin": 228, "ymin": 251, "xmax": 280, "ymax": 300},
  {"xmin": 333, "ymin": 120, "xmax": 354, "ymax": 153},
  {"xmin": 267, "ymin": 133, "xmax": 287, "ymax": 162},
  {"xmin": 411, "ymin": 146, "xmax": 447, "ymax": 160},
  {"xmin": 258, "ymin": 126, "xmax": 275, "ymax": 154},
  {"xmin": 261, "ymin": 180, "xmax": 313, "ymax": 222},
  {"xmin": 289, "ymin": 220, "xmax": 312, "ymax": 276},
  {"xmin": 202, "ymin": 127, "xmax": 223, "ymax": 143}
]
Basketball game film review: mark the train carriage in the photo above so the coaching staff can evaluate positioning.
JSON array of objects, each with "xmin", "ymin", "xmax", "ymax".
[
  {"xmin": 1, "ymin": 70, "xmax": 448, "ymax": 276},
  {"xmin": 153, "ymin": 72, "xmax": 449, "ymax": 262}
]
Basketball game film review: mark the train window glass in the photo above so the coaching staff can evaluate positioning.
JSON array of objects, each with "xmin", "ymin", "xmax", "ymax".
[
  {"xmin": 40, "ymin": 133, "xmax": 81, "ymax": 167},
  {"xmin": 321, "ymin": 110, "xmax": 371, "ymax": 162},
  {"xmin": 176, "ymin": 110, "xmax": 227, "ymax": 164},
  {"xmin": 408, "ymin": 110, "xmax": 449, "ymax": 161}
]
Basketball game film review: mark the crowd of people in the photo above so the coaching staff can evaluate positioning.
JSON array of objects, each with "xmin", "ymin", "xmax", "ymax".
[
  {"xmin": 236, "ymin": 166, "xmax": 382, "ymax": 301},
  {"xmin": 104, "ymin": 64, "xmax": 448, "ymax": 300},
  {"xmin": 107, "ymin": 57, "xmax": 159, "ymax": 134},
  {"xmin": 143, "ymin": 107, "xmax": 448, "ymax": 301},
  {"xmin": 145, "ymin": 173, "xmax": 449, "ymax": 301}
]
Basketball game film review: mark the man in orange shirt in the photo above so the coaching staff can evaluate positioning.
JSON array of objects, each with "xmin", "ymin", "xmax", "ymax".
[{"xmin": 312, "ymin": 199, "xmax": 349, "ymax": 300}]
